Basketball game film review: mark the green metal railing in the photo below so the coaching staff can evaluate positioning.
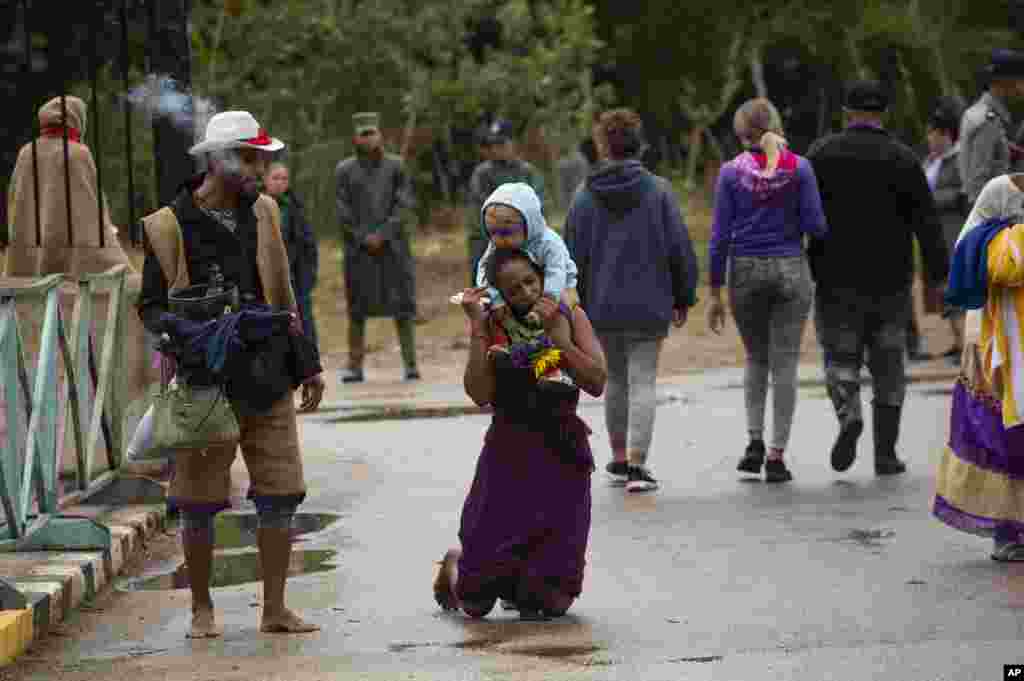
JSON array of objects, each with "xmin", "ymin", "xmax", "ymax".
[{"xmin": 0, "ymin": 265, "xmax": 134, "ymax": 552}]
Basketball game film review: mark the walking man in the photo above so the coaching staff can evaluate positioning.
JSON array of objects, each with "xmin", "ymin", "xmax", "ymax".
[
  {"xmin": 336, "ymin": 112, "xmax": 420, "ymax": 383},
  {"xmin": 960, "ymin": 49, "xmax": 1024, "ymax": 209},
  {"xmin": 465, "ymin": 119, "xmax": 545, "ymax": 284},
  {"xmin": 807, "ymin": 81, "xmax": 949, "ymax": 476}
]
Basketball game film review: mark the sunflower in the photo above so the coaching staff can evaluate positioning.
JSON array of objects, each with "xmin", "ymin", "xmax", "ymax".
[{"xmin": 532, "ymin": 348, "xmax": 562, "ymax": 379}]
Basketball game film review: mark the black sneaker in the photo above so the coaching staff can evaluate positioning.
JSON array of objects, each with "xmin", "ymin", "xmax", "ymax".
[
  {"xmin": 605, "ymin": 461, "xmax": 629, "ymax": 486},
  {"xmin": 737, "ymin": 440, "xmax": 765, "ymax": 474},
  {"xmin": 830, "ymin": 419, "xmax": 863, "ymax": 472},
  {"xmin": 764, "ymin": 459, "xmax": 792, "ymax": 483},
  {"xmin": 626, "ymin": 465, "xmax": 659, "ymax": 493},
  {"xmin": 404, "ymin": 367, "xmax": 421, "ymax": 381},
  {"xmin": 340, "ymin": 368, "xmax": 364, "ymax": 384}
]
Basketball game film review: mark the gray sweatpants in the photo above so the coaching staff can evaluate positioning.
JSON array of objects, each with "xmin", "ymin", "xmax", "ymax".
[
  {"xmin": 728, "ymin": 256, "xmax": 813, "ymax": 451},
  {"xmin": 598, "ymin": 333, "xmax": 663, "ymax": 466}
]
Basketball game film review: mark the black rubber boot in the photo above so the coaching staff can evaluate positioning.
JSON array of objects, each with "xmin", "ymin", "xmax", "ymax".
[
  {"xmin": 873, "ymin": 403, "xmax": 907, "ymax": 476},
  {"xmin": 830, "ymin": 419, "xmax": 863, "ymax": 472}
]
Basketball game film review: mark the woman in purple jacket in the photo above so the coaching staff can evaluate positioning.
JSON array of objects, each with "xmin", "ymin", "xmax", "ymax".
[{"xmin": 707, "ymin": 98, "xmax": 828, "ymax": 482}]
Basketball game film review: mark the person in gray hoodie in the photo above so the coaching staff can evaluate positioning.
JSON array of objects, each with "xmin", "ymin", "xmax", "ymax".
[{"xmin": 564, "ymin": 108, "xmax": 699, "ymax": 493}]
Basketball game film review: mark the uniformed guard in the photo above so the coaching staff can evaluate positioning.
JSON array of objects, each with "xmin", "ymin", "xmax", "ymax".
[
  {"xmin": 464, "ymin": 119, "xmax": 545, "ymax": 285},
  {"xmin": 959, "ymin": 49, "xmax": 1024, "ymax": 208},
  {"xmin": 335, "ymin": 112, "xmax": 420, "ymax": 383}
]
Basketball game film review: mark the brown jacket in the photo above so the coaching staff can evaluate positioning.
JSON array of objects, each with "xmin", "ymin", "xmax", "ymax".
[
  {"xmin": 140, "ymin": 192, "xmax": 297, "ymax": 312},
  {"xmin": 5, "ymin": 96, "xmax": 131, "ymax": 278}
]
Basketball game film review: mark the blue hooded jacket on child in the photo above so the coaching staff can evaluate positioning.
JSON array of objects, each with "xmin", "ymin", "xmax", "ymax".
[{"xmin": 475, "ymin": 182, "xmax": 577, "ymax": 307}]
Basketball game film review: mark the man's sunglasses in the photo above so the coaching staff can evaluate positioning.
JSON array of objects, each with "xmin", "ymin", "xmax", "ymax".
[{"xmin": 357, "ymin": 129, "xmax": 379, "ymax": 138}]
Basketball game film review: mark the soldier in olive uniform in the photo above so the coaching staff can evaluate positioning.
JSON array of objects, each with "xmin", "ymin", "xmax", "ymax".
[
  {"xmin": 335, "ymin": 112, "xmax": 419, "ymax": 383},
  {"xmin": 465, "ymin": 119, "xmax": 545, "ymax": 285},
  {"xmin": 960, "ymin": 50, "xmax": 1024, "ymax": 208}
]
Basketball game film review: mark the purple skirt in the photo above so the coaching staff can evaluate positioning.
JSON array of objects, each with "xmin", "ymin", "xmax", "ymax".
[
  {"xmin": 457, "ymin": 410, "xmax": 593, "ymax": 602},
  {"xmin": 933, "ymin": 380, "xmax": 1024, "ymax": 544}
]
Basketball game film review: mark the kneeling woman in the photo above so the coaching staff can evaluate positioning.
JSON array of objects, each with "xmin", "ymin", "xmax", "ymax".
[{"xmin": 435, "ymin": 247, "xmax": 607, "ymax": 619}]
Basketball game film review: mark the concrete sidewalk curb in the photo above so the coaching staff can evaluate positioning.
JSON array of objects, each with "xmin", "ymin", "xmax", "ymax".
[
  {"xmin": 0, "ymin": 503, "xmax": 167, "ymax": 666},
  {"xmin": 312, "ymin": 365, "xmax": 961, "ymax": 423}
]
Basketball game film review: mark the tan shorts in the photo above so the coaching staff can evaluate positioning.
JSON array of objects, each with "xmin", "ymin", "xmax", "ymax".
[{"xmin": 169, "ymin": 394, "xmax": 305, "ymax": 513}]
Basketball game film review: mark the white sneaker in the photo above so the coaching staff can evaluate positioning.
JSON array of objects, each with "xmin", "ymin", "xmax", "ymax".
[{"xmin": 626, "ymin": 465, "xmax": 659, "ymax": 493}]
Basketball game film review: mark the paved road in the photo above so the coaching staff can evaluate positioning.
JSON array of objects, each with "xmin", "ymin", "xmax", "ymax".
[{"xmin": 11, "ymin": 370, "xmax": 1024, "ymax": 680}]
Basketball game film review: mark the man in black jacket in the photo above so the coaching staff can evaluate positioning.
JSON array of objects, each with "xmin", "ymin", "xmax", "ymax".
[{"xmin": 807, "ymin": 81, "xmax": 949, "ymax": 476}]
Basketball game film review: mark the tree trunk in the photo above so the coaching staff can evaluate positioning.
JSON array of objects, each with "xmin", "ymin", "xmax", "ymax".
[
  {"xmin": 749, "ymin": 44, "xmax": 768, "ymax": 99},
  {"xmin": 685, "ymin": 125, "xmax": 705, "ymax": 193}
]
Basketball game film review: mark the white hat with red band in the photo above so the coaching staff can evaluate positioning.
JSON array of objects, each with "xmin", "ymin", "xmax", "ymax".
[{"xmin": 188, "ymin": 110, "xmax": 284, "ymax": 156}]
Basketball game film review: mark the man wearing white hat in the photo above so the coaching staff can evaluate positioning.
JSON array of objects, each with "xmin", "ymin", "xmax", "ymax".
[{"xmin": 137, "ymin": 111, "xmax": 324, "ymax": 637}]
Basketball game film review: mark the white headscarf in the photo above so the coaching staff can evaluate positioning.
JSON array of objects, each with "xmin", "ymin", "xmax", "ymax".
[
  {"xmin": 957, "ymin": 174, "xmax": 1024, "ymax": 245},
  {"xmin": 956, "ymin": 175, "xmax": 1024, "ymax": 346}
]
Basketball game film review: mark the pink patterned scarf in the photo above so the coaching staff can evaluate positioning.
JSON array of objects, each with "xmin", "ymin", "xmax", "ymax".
[{"xmin": 733, "ymin": 149, "xmax": 799, "ymax": 202}]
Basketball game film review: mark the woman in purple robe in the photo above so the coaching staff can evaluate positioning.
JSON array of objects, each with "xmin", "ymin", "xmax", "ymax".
[{"xmin": 434, "ymin": 247, "xmax": 607, "ymax": 619}]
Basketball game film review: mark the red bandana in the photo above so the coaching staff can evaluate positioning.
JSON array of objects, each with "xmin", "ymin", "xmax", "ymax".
[{"xmin": 41, "ymin": 126, "xmax": 81, "ymax": 143}]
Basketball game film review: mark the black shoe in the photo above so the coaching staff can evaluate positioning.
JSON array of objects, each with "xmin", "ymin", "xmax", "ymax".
[
  {"xmin": 404, "ymin": 367, "xmax": 421, "ymax": 381},
  {"xmin": 874, "ymin": 455, "xmax": 907, "ymax": 476},
  {"xmin": 340, "ymin": 368, "xmax": 364, "ymax": 384},
  {"xmin": 626, "ymin": 465, "xmax": 659, "ymax": 492},
  {"xmin": 872, "ymin": 403, "xmax": 906, "ymax": 476},
  {"xmin": 830, "ymin": 419, "xmax": 863, "ymax": 472},
  {"xmin": 764, "ymin": 459, "xmax": 793, "ymax": 483},
  {"xmin": 605, "ymin": 460, "xmax": 629, "ymax": 486},
  {"xmin": 737, "ymin": 440, "xmax": 765, "ymax": 474}
]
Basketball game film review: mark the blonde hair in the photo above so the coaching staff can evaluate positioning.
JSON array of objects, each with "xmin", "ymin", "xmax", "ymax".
[{"xmin": 734, "ymin": 98, "xmax": 788, "ymax": 174}]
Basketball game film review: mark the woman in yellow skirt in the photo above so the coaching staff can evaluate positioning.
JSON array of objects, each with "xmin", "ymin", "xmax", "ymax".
[{"xmin": 934, "ymin": 174, "xmax": 1024, "ymax": 561}]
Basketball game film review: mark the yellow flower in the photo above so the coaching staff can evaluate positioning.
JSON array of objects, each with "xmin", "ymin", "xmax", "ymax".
[{"xmin": 533, "ymin": 348, "xmax": 562, "ymax": 379}]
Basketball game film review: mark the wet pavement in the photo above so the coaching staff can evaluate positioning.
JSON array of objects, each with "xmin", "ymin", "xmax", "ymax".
[{"xmin": 10, "ymin": 367, "xmax": 1024, "ymax": 680}]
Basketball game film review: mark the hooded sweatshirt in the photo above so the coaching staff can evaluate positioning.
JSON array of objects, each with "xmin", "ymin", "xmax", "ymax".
[
  {"xmin": 708, "ymin": 149, "xmax": 827, "ymax": 288},
  {"xmin": 564, "ymin": 160, "xmax": 699, "ymax": 337},
  {"xmin": 476, "ymin": 182, "xmax": 577, "ymax": 306}
]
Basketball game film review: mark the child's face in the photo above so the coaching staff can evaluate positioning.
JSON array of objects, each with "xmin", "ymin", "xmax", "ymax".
[{"xmin": 484, "ymin": 204, "xmax": 527, "ymax": 250}]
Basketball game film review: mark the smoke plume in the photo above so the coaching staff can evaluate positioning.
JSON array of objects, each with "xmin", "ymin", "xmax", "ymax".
[{"xmin": 123, "ymin": 74, "xmax": 218, "ymax": 142}]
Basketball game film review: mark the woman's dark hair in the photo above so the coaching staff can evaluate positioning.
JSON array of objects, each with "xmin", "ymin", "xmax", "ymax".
[
  {"xmin": 597, "ymin": 108, "xmax": 646, "ymax": 160},
  {"xmin": 484, "ymin": 247, "xmax": 542, "ymax": 292}
]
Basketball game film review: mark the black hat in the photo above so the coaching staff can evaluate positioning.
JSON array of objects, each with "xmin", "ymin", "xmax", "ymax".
[
  {"xmin": 986, "ymin": 49, "xmax": 1024, "ymax": 79},
  {"xmin": 927, "ymin": 101, "xmax": 960, "ymax": 133},
  {"xmin": 844, "ymin": 80, "xmax": 889, "ymax": 113}
]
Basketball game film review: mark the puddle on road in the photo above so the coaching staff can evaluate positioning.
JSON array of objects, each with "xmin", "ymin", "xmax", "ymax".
[
  {"xmin": 842, "ymin": 528, "xmax": 896, "ymax": 547},
  {"xmin": 117, "ymin": 549, "xmax": 338, "ymax": 591},
  {"xmin": 448, "ymin": 638, "xmax": 605, "ymax": 659},
  {"xmin": 511, "ymin": 644, "xmax": 603, "ymax": 658},
  {"xmin": 210, "ymin": 512, "xmax": 341, "ymax": 550}
]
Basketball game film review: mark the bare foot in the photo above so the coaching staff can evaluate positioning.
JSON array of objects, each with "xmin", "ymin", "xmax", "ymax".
[
  {"xmin": 186, "ymin": 609, "xmax": 223, "ymax": 638},
  {"xmin": 433, "ymin": 549, "xmax": 460, "ymax": 611},
  {"xmin": 260, "ymin": 608, "xmax": 320, "ymax": 634}
]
